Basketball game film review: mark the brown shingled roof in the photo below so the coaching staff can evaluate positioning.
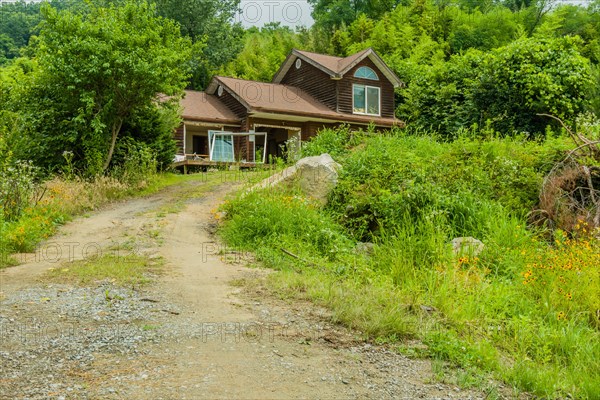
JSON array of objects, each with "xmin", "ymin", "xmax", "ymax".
[
  {"xmin": 295, "ymin": 48, "xmax": 371, "ymax": 75},
  {"xmin": 181, "ymin": 90, "xmax": 240, "ymax": 125},
  {"xmin": 207, "ymin": 76, "xmax": 401, "ymax": 127}
]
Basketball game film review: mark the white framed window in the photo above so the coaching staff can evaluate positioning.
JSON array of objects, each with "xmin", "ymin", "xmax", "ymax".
[
  {"xmin": 354, "ymin": 66, "xmax": 378, "ymax": 80},
  {"xmin": 208, "ymin": 131, "xmax": 235, "ymax": 162},
  {"xmin": 353, "ymin": 84, "xmax": 380, "ymax": 116}
]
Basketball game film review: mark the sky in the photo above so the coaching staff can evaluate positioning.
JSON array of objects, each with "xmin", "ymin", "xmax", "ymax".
[{"xmin": 234, "ymin": 0, "xmax": 315, "ymax": 29}]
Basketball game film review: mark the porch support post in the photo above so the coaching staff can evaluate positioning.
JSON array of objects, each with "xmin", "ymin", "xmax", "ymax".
[
  {"xmin": 263, "ymin": 132, "xmax": 268, "ymax": 164},
  {"xmin": 183, "ymin": 123, "xmax": 187, "ymax": 156}
]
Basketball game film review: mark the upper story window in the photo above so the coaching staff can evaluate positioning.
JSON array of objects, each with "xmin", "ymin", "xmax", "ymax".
[
  {"xmin": 354, "ymin": 66, "xmax": 378, "ymax": 80},
  {"xmin": 353, "ymin": 84, "xmax": 380, "ymax": 116}
]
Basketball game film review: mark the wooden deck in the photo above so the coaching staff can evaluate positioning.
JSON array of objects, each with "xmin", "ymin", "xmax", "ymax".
[{"xmin": 172, "ymin": 158, "xmax": 267, "ymax": 173}]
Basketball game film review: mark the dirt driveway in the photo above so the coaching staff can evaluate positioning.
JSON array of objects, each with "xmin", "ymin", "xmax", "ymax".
[{"xmin": 0, "ymin": 174, "xmax": 504, "ymax": 399}]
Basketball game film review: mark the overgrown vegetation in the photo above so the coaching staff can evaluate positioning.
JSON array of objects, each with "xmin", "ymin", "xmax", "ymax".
[{"xmin": 220, "ymin": 127, "xmax": 600, "ymax": 398}]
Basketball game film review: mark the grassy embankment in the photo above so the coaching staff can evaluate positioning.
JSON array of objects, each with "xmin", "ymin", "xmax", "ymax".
[{"xmin": 219, "ymin": 127, "xmax": 600, "ymax": 399}]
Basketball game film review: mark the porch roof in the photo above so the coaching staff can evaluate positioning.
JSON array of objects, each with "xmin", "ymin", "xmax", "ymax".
[{"xmin": 181, "ymin": 90, "xmax": 241, "ymax": 126}]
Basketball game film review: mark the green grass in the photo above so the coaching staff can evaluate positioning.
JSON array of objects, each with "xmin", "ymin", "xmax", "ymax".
[
  {"xmin": 219, "ymin": 130, "xmax": 600, "ymax": 399},
  {"xmin": 44, "ymin": 253, "xmax": 163, "ymax": 286}
]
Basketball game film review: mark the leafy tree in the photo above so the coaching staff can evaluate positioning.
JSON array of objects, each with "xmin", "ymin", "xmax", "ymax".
[
  {"xmin": 398, "ymin": 36, "xmax": 593, "ymax": 136},
  {"xmin": 474, "ymin": 36, "xmax": 592, "ymax": 134},
  {"xmin": 587, "ymin": 64, "xmax": 600, "ymax": 116},
  {"xmin": 18, "ymin": 1, "xmax": 191, "ymax": 174},
  {"xmin": 118, "ymin": 103, "xmax": 180, "ymax": 171},
  {"xmin": 219, "ymin": 24, "xmax": 304, "ymax": 81},
  {"xmin": 0, "ymin": 1, "xmax": 43, "ymax": 63},
  {"xmin": 308, "ymin": 0, "xmax": 399, "ymax": 32},
  {"xmin": 397, "ymin": 49, "xmax": 483, "ymax": 135},
  {"xmin": 155, "ymin": 0, "xmax": 244, "ymax": 89},
  {"xmin": 448, "ymin": 7, "xmax": 522, "ymax": 52},
  {"xmin": 0, "ymin": 34, "xmax": 18, "ymax": 64}
]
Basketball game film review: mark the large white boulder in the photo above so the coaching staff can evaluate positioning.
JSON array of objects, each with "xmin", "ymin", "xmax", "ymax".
[{"xmin": 254, "ymin": 154, "xmax": 341, "ymax": 205}]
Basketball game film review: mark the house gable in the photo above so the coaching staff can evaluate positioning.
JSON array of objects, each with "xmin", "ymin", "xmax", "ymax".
[
  {"xmin": 279, "ymin": 59, "xmax": 337, "ymax": 111},
  {"xmin": 206, "ymin": 78, "xmax": 249, "ymax": 119},
  {"xmin": 273, "ymin": 48, "xmax": 401, "ymax": 119},
  {"xmin": 273, "ymin": 48, "xmax": 402, "ymax": 88},
  {"xmin": 337, "ymin": 57, "xmax": 396, "ymax": 118}
]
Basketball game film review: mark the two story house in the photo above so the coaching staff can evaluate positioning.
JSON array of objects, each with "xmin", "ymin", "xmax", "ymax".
[{"xmin": 175, "ymin": 47, "xmax": 403, "ymax": 164}]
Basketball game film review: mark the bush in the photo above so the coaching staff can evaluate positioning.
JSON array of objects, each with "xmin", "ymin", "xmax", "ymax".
[
  {"xmin": 0, "ymin": 160, "xmax": 40, "ymax": 222},
  {"xmin": 328, "ymin": 134, "xmax": 567, "ymax": 243},
  {"xmin": 220, "ymin": 189, "xmax": 353, "ymax": 263},
  {"xmin": 0, "ymin": 117, "xmax": 40, "ymax": 222},
  {"xmin": 301, "ymin": 124, "xmax": 362, "ymax": 160},
  {"xmin": 111, "ymin": 138, "xmax": 157, "ymax": 187},
  {"xmin": 398, "ymin": 37, "xmax": 593, "ymax": 136}
]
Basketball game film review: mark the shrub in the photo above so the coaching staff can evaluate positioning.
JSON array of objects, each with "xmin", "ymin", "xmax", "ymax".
[
  {"xmin": 111, "ymin": 138, "xmax": 157, "ymax": 187},
  {"xmin": 0, "ymin": 160, "xmax": 39, "ymax": 222},
  {"xmin": 220, "ymin": 189, "xmax": 353, "ymax": 263},
  {"xmin": 301, "ymin": 124, "xmax": 361, "ymax": 160},
  {"xmin": 328, "ymin": 134, "xmax": 566, "ymax": 242}
]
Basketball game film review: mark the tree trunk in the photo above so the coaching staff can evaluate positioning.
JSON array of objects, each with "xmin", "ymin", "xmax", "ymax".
[{"xmin": 103, "ymin": 119, "xmax": 123, "ymax": 171}]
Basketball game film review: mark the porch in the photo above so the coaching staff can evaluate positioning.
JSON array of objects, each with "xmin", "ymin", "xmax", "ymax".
[{"xmin": 173, "ymin": 120, "xmax": 303, "ymax": 172}]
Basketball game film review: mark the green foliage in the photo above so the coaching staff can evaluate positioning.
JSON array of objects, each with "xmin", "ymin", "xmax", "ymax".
[
  {"xmin": 221, "ymin": 189, "xmax": 353, "ymax": 262},
  {"xmin": 220, "ymin": 129, "xmax": 600, "ymax": 398},
  {"xmin": 475, "ymin": 36, "xmax": 592, "ymax": 134},
  {"xmin": 155, "ymin": 0, "xmax": 243, "ymax": 89},
  {"xmin": 0, "ymin": 102, "xmax": 40, "ymax": 223},
  {"xmin": 118, "ymin": 103, "xmax": 179, "ymax": 171},
  {"xmin": 111, "ymin": 138, "xmax": 158, "ymax": 186},
  {"xmin": 0, "ymin": 160, "xmax": 39, "ymax": 222},
  {"xmin": 0, "ymin": 0, "xmax": 43, "ymax": 64},
  {"xmin": 399, "ymin": 36, "xmax": 592, "ymax": 136},
  {"xmin": 328, "ymin": 131, "xmax": 567, "ymax": 242},
  {"xmin": 448, "ymin": 7, "xmax": 521, "ymax": 52},
  {"xmin": 15, "ymin": 0, "xmax": 191, "ymax": 174},
  {"xmin": 308, "ymin": 0, "xmax": 397, "ymax": 32},
  {"xmin": 220, "ymin": 24, "xmax": 305, "ymax": 82},
  {"xmin": 301, "ymin": 125, "xmax": 361, "ymax": 159}
]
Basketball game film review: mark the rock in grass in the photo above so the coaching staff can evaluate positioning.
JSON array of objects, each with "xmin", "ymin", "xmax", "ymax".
[
  {"xmin": 355, "ymin": 242, "xmax": 375, "ymax": 256},
  {"xmin": 450, "ymin": 237, "xmax": 484, "ymax": 256},
  {"xmin": 253, "ymin": 154, "xmax": 341, "ymax": 206}
]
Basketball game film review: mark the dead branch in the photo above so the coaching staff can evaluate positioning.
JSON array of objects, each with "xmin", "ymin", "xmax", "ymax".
[{"xmin": 537, "ymin": 113, "xmax": 600, "ymax": 159}]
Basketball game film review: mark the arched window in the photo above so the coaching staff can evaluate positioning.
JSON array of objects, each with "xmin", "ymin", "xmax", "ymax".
[{"xmin": 354, "ymin": 66, "xmax": 378, "ymax": 80}]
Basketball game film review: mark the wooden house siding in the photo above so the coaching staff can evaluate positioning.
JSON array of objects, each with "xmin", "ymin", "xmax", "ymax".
[
  {"xmin": 337, "ymin": 58, "xmax": 395, "ymax": 118},
  {"xmin": 175, "ymin": 125, "xmax": 185, "ymax": 155},
  {"xmin": 280, "ymin": 62, "xmax": 337, "ymax": 111},
  {"xmin": 249, "ymin": 117, "xmax": 304, "ymax": 130},
  {"xmin": 218, "ymin": 89, "xmax": 248, "ymax": 118}
]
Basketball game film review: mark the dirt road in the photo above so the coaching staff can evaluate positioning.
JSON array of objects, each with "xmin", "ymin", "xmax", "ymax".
[{"xmin": 0, "ymin": 175, "xmax": 501, "ymax": 399}]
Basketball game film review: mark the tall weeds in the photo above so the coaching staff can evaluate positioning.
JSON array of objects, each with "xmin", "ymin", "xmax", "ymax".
[{"xmin": 220, "ymin": 129, "xmax": 599, "ymax": 398}]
